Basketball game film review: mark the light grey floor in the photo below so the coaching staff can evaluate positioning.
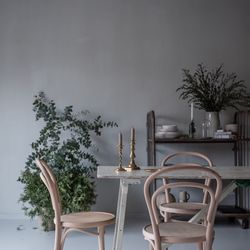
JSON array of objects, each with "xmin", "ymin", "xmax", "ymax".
[{"xmin": 1, "ymin": 217, "xmax": 250, "ymax": 250}]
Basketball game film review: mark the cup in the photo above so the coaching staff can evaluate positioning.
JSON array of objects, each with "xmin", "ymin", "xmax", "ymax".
[{"xmin": 179, "ymin": 191, "xmax": 190, "ymax": 203}]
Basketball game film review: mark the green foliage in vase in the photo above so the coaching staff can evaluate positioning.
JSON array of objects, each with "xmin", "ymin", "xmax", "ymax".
[
  {"xmin": 18, "ymin": 92, "xmax": 117, "ymax": 231},
  {"xmin": 176, "ymin": 64, "xmax": 250, "ymax": 112}
]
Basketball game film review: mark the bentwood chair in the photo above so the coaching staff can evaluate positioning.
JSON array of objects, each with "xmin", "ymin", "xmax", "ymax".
[
  {"xmin": 143, "ymin": 164, "xmax": 222, "ymax": 250},
  {"xmin": 158, "ymin": 152, "xmax": 213, "ymax": 222},
  {"xmin": 36, "ymin": 159, "xmax": 115, "ymax": 250}
]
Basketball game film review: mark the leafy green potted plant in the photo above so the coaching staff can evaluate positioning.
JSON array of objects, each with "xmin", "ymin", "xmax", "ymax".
[
  {"xmin": 176, "ymin": 63, "xmax": 249, "ymax": 137},
  {"xmin": 18, "ymin": 92, "xmax": 117, "ymax": 231}
]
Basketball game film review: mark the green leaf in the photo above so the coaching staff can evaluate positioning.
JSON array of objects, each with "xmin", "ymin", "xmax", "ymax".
[
  {"xmin": 176, "ymin": 64, "xmax": 249, "ymax": 111},
  {"xmin": 17, "ymin": 91, "xmax": 117, "ymax": 230}
]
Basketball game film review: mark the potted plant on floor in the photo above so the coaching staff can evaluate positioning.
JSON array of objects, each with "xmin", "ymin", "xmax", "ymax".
[
  {"xmin": 176, "ymin": 63, "xmax": 250, "ymax": 137},
  {"xmin": 18, "ymin": 92, "xmax": 117, "ymax": 231}
]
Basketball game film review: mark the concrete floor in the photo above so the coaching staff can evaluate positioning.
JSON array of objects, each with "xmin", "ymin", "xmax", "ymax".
[{"xmin": 1, "ymin": 217, "xmax": 250, "ymax": 250}]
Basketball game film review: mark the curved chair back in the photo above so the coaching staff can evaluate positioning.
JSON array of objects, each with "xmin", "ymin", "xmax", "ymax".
[
  {"xmin": 161, "ymin": 151, "xmax": 213, "ymax": 167},
  {"xmin": 35, "ymin": 159, "xmax": 62, "ymax": 225},
  {"xmin": 161, "ymin": 151, "xmax": 213, "ymax": 203},
  {"xmin": 144, "ymin": 164, "xmax": 222, "ymax": 250}
]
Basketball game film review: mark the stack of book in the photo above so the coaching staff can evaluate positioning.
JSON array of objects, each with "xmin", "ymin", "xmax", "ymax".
[{"xmin": 214, "ymin": 130, "xmax": 232, "ymax": 139}]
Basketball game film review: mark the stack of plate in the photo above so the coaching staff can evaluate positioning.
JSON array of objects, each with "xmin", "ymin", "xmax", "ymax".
[{"xmin": 155, "ymin": 125, "xmax": 180, "ymax": 139}]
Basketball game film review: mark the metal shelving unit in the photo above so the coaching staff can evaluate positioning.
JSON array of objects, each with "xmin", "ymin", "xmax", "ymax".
[
  {"xmin": 234, "ymin": 111, "xmax": 250, "ymax": 226},
  {"xmin": 146, "ymin": 110, "xmax": 250, "ymax": 228}
]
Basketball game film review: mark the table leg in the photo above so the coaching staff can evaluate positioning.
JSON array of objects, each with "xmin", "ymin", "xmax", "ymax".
[
  {"xmin": 112, "ymin": 179, "xmax": 140, "ymax": 250},
  {"xmin": 190, "ymin": 181, "xmax": 238, "ymax": 222}
]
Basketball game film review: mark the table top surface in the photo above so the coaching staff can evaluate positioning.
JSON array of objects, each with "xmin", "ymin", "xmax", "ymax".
[{"xmin": 97, "ymin": 166, "xmax": 250, "ymax": 180}]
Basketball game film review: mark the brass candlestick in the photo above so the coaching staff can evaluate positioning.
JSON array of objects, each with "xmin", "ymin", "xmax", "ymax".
[
  {"xmin": 115, "ymin": 133, "xmax": 126, "ymax": 172},
  {"xmin": 125, "ymin": 128, "xmax": 140, "ymax": 171}
]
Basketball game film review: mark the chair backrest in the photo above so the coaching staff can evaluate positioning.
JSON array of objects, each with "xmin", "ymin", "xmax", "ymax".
[
  {"xmin": 161, "ymin": 151, "xmax": 213, "ymax": 167},
  {"xmin": 35, "ymin": 159, "xmax": 62, "ymax": 224},
  {"xmin": 144, "ymin": 164, "xmax": 222, "ymax": 248},
  {"xmin": 161, "ymin": 152, "xmax": 213, "ymax": 203}
]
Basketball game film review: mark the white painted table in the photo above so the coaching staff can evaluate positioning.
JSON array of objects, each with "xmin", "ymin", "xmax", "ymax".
[{"xmin": 97, "ymin": 166, "xmax": 250, "ymax": 250}]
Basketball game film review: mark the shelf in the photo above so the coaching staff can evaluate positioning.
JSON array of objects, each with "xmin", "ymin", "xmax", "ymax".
[
  {"xmin": 146, "ymin": 110, "xmax": 239, "ymax": 167},
  {"xmin": 154, "ymin": 138, "xmax": 237, "ymax": 143},
  {"xmin": 218, "ymin": 205, "xmax": 249, "ymax": 216}
]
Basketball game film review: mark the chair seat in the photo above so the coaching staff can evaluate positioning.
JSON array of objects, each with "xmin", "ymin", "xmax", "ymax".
[
  {"xmin": 159, "ymin": 202, "xmax": 206, "ymax": 215},
  {"xmin": 61, "ymin": 211, "xmax": 115, "ymax": 228},
  {"xmin": 143, "ymin": 221, "xmax": 207, "ymax": 243}
]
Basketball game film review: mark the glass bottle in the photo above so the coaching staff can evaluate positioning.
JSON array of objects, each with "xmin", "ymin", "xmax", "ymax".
[
  {"xmin": 189, "ymin": 120, "xmax": 196, "ymax": 138},
  {"xmin": 202, "ymin": 122, "xmax": 207, "ymax": 138}
]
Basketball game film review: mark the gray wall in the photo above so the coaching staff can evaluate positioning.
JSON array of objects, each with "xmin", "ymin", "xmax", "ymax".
[{"xmin": 0, "ymin": 0, "xmax": 249, "ymax": 218}]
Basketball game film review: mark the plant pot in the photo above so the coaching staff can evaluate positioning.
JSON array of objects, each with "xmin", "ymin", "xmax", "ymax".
[{"xmin": 205, "ymin": 112, "xmax": 220, "ymax": 138}]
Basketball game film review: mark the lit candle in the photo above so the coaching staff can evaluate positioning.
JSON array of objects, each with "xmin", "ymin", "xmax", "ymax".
[
  {"xmin": 191, "ymin": 102, "xmax": 194, "ymax": 121},
  {"xmin": 118, "ymin": 132, "xmax": 122, "ymax": 146},
  {"xmin": 131, "ymin": 127, "xmax": 135, "ymax": 141}
]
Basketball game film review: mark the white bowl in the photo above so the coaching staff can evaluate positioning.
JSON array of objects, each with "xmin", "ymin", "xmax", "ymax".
[
  {"xmin": 155, "ymin": 131, "xmax": 167, "ymax": 138},
  {"xmin": 156, "ymin": 125, "xmax": 164, "ymax": 133},
  {"xmin": 161, "ymin": 125, "xmax": 178, "ymax": 132},
  {"xmin": 164, "ymin": 131, "xmax": 180, "ymax": 138},
  {"xmin": 155, "ymin": 131, "xmax": 180, "ymax": 139}
]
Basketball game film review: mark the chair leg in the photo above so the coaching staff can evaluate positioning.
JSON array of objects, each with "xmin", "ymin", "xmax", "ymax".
[
  {"xmin": 204, "ymin": 233, "xmax": 214, "ymax": 250},
  {"xmin": 197, "ymin": 242, "xmax": 203, "ymax": 250},
  {"xmin": 205, "ymin": 240, "xmax": 213, "ymax": 250},
  {"xmin": 54, "ymin": 224, "xmax": 62, "ymax": 250},
  {"xmin": 98, "ymin": 226, "xmax": 105, "ymax": 250}
]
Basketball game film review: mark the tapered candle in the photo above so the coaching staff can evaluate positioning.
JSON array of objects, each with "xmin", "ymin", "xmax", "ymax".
[
  {"xmin": 131, "ymin": 127, "xmax": 135, "ymax": 141},
  {"xmin": 191, "ymin": 102, "xmax": 194, "ymax": 121},
  {"xmin": 119, "ymin": 132, "xmax": 122, "ymax": 145}
]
